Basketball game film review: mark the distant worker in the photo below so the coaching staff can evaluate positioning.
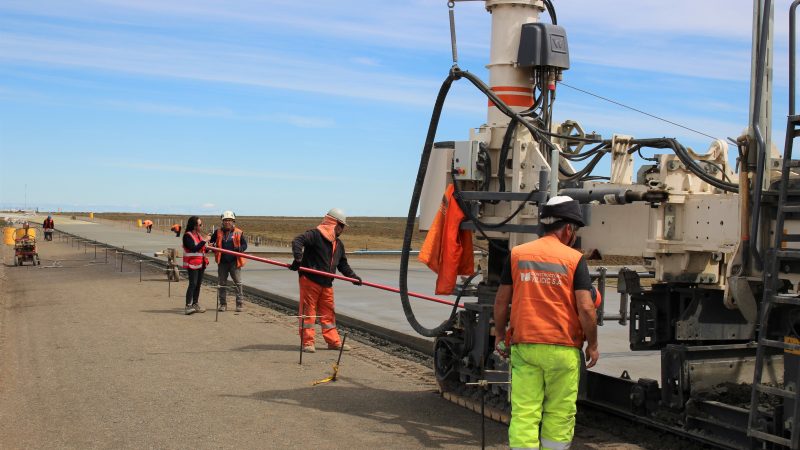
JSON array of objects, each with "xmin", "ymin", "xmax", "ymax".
[
  {"xmin": 43, "ymin": 215, "xmax": 54, "ymax": 241},
  {"xmin": 182, "ymin": 216, "xmax": 209, "ymax": 315},
  {"xmin": 493, "ymin": 196, "xmax": 599, "ymax": 450},
  {"xmin": 170, "ymin": 223, "xmax": 182, "ymax": 237},
  {"xmin": 143, "ymin": 219, "xmax": 154, "ymax": 233},
  {"xmin": 209, "ymin": 211, "xmax": 248, "ymax": 312},
  {"xmin": 290, "ymin": 208, "xmax": 361, "ymax": 353}
]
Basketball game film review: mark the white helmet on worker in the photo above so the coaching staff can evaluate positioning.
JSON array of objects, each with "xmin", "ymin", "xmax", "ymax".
[
  {"xmin": 221, "ymin": 210, "xmax": 236, "ymax": 221},
  {"xmin": 326, "ymin": 208, "xmax": 347, "ymax": 226},
  {"xmin": 540, "ymin": 195, "xmax": 585, "ymax": 226}
]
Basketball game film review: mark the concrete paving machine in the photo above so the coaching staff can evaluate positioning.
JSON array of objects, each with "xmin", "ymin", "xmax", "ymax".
[{"xmin": 400, "ymin": 1, "xmax": 800, "ymax": 448}]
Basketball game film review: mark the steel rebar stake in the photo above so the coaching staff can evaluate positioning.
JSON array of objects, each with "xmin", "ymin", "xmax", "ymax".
[{"xmin": 299, "ymin": 302, "xmax": 304, "ymax": 365}]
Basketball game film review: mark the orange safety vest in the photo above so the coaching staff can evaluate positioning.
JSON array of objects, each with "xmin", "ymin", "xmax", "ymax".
[
  {"xmin": 182, "ymin": 231, "xmax": 209, "ymax": 269},
  {"xmin": 509, "ymin": 235, "xmax": 584, "ymax": 348},
  {"xmin": 214, "ymin": 228, "xmax": 247, "ymax": 268},
  {"xmin": 170, "ymin": 224, "xmax": 181, "ymax": 232},
  {"xmin": 419, "ymin": 184, "xmax": 474, "ymax": 295}
]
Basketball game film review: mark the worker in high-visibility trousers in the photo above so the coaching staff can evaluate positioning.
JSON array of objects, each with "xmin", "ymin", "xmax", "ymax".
[
  {"xmin": 493, "ymin": 196, "xmax": 599, "ymax": 450},
  {"xmin": 289, "ymin": 208, "xmax": 362, "ymax": 353}
]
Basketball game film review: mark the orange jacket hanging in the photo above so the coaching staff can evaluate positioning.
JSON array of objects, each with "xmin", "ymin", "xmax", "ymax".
[{"xmin": 419, "ymin": 184, "xmax": 474, "ymax": 295}]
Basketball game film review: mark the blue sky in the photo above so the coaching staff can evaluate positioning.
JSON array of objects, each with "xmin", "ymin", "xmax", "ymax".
[{"xmin": 0, "ymin": 0, "xmax": 793, "ymax": 215}]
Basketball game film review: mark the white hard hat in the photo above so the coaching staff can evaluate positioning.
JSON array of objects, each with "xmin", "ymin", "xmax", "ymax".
[
  {"xmin": 326, "ymin": 208, "xmax": 347, "ymax": 226},
  {"xmin": 541, "ymin": 195, "xmax": 585, "ymax": 226},
  {"xmin": 221, "ymin": 210, "xmax": 236, "ymax": 221}
]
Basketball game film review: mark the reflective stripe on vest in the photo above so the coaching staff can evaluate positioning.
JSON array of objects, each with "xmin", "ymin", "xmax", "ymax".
[
  {"xmin": 182, "ymin": 231, "xmax": 208, "ymax": 269},
  {"xmin": 509, "ymin": 235, "xmax": 584, "ymax": 348},
  {"xmin": 214, "ymin": 228, "xmax": 247, "ymax": 268}
]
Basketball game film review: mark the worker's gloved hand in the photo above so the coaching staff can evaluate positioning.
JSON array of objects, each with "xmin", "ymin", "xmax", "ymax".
[
  {"xmin": 351, "ymin": 275, "xmax": 362, "ymax": 286},
  {"xmin": 289, "ymin": 260, "xmax": 301, "ymax": 271},
  {"xmin": 494, "ymin": 338, "xmax": 509, "ymax": 359}
]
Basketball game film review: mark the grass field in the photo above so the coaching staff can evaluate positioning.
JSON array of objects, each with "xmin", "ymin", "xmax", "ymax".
[{"xmin": 91, "ymin": 213, "xmax": 425, "ymax": 250}]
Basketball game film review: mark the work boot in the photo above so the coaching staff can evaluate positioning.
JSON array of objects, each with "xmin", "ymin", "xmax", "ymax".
[
  {"xmin": 303, "ymin": 345, "xmax": 316, "ymax": 353},
  {"xmin": 184, "ymin": 305, "xmax": 195, "ymax": 315},
  {"xmin": 328, "ymin": 343, "xmax": 352, "ymax": 351},
  {"xmin": 193, "ymin": 303, "xmax": 206, "ymax": 313},
  {"xmin": 218, "ymin": 304, "xmax": 227, "ymax": 312},
  {"xmin": 235, "ymin": 303, "xmax": 243, "ymax": 312}
]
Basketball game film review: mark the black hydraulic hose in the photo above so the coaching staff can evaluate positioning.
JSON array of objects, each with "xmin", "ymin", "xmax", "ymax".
[
  {"xmin": 497, "ymin": 117, "xmax": 518, "ymax": 193},
  {"xmin": 400, "ymin": 69, "xmax": 462, "ymax": 337},
  {"xmin": 477, "ymin": 142, "xmax": 491, "ymax": 191},
  {"xmin": 559, "ymin": 151, "xmax": 607, "ymax": 182},
  {"xmin": 629, "ymin": 138, "xmax": 738, "ymax": 192},
  {"xmin": 672, "ymin": 141, "xmax": 738, "ymax": 192},
  {"xmin": 543, "ymin": 0, "xmax": 557, "ymax": 25}
]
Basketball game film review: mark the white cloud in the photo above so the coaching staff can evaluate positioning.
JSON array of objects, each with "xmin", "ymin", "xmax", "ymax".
[
  {"xmin": 100, "ymin": 100, "xmax": 234, "ymax": 118},
  {"xmin": 272, "ymin": 114, "xmax": 335, "ymax": 128},
  {"xmin": 351, "ymin": 57, "xmax": 380, "ymax": 67}
]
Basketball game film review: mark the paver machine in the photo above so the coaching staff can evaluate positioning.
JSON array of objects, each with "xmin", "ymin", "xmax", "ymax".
[{"xmin": 400, "ymin": 1, "xmax": 800, "ymax": 448}]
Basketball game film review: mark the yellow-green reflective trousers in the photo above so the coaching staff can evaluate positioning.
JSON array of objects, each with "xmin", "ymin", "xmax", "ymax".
[{"xmin": 509, "ymin": 343, "xmax": 580, "ymax": 450}]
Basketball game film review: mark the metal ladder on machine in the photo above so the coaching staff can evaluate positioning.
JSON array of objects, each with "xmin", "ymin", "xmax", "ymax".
[{"xmin": 747, "ymin": 114, "xmax": 800, "ymax": 449}]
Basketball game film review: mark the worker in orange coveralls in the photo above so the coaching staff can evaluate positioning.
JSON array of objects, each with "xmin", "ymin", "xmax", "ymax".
[
  {"xmin": 289, "ymin": 208, "xmax": 361, "ymax": 353},
  {"xmin": 170, "ymin": 223, "xmax": 182, "ymax": 237}
]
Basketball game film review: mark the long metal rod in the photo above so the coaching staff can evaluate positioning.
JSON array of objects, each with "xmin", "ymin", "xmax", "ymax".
[
  {"xmin": 792, "ymin": 0, "xmax": 800, "ymax": 115},
  {"xmin": 749, "ymin": 0, "xmax": 773, "ymax": 271},
  {"xmin": 207, "ymin": 246, "xmax": 463, "ymax": 308}
]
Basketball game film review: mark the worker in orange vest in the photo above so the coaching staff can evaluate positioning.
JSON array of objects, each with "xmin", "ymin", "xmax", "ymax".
[
  {"xmin": 43, "ymin": 216, "xmax": 55, "ymax": 241},
  {"xmin": 170, "ymin": 223, "xmax": 182, "ymax": 237},
  {"xmin": 143, "ymin": 219, "xmax": 153, "ymax": 233},
  {"xmin": 289, "ymin": 208, "xmax": 361, "ymax": 353},
  {"xmin": 182, "ymin": 216, "xmax": 210, "ymax": 315},
  {"xmin": 493, "ymin": 196, "xmax": 599, "ymax": 450},
  {"xmin": 209, "ymin": 211, "xmax": 248, "ymax": 312}
]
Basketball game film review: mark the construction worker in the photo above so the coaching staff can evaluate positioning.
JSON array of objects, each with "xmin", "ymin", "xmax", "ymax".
[
  {"xmin": 209, "ymin": 211, "xmax": 247, "ymax": 312},
  {"xmin": 182, "ymin": 216, "xmax": 209, "ymax": 315},
  {"xmin": 43, "ymin": 216, "xmax": 54, "ymax": 241},
  {"xmin": 170, "ymin": 223, "xmax": 182, "ymax": 237},
  {"xmin": 289, "ymin": 208, "xmax": 361, "ymax": 353},
  {"xmin": 143, "ymin": 219, "xmax": 153, "ymax": 233},
  {"xmin": 493, "ymin": 196, "xmax": 599, "ymax": 450}
]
